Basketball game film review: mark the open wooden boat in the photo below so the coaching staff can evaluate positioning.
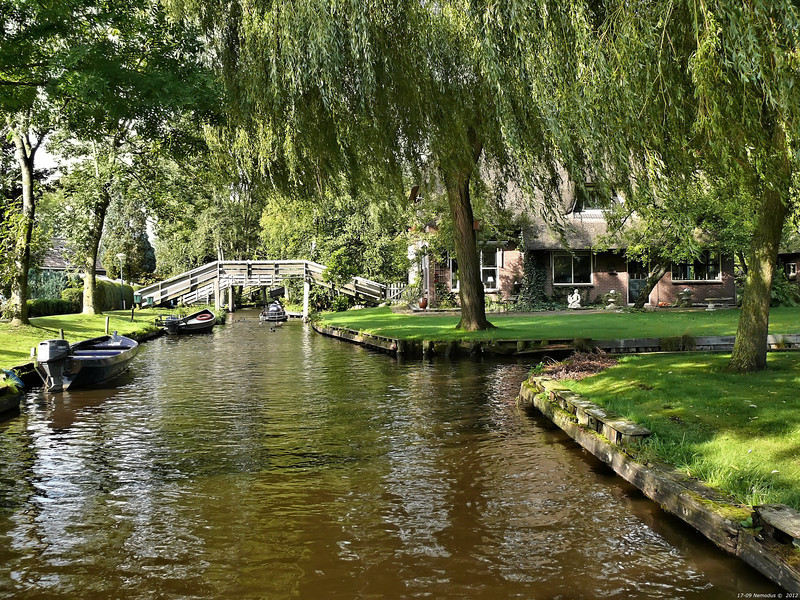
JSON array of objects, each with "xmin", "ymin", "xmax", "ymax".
[
  {"xmin": 34, "ymin": 333, "xmax": 139, "ymax": 393},
  {"xmin": 155, "ymin": 308, "xmax": 216, "ymax": 335}
]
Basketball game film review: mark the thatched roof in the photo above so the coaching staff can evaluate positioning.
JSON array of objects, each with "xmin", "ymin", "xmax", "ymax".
[{"xmin": 523, "ymin": 212, "xmax": 622, "ymax": 251}]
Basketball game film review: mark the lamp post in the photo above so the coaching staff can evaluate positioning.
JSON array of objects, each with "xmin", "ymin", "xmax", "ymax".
[{"xmin": 116, "ymin": 253, "xmax": 127, "ymax": 310}]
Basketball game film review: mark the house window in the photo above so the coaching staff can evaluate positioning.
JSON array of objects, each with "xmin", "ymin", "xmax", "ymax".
[
  {"xmin": 785, "ymin": 262, "xmax": 797, "ymax": 279},
  {"xmin": 553, "ymin": 251, "xmax": 592, "ymax": 285},
  {"xmin": 574, "ymin": 185, "xmax": 620, "ymax": 213},
  {"xmin": 448, "ymin": 249, "xmax": 500, "ymax": 291},
  {"xmin": 672, "ymin": 251, "xmax": 722, "ymax": 281},
  {"xmin": 481, "ymin": 248, "xmax": 499, "ymax": 291},
  {"xmin": 574, "ymin": 185, "xmax": 604, "ymax": 213},
  {"xmin": 450, "ymin": 256, "xmax": 459, "ymax": 291}
]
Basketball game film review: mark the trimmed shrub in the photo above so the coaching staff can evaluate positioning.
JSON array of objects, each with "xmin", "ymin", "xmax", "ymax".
[
  {"xmin": 27, "ymin": 298, "xmax": 79, "ymax": 317},
  {"xmin": 61, "ymin": 287, "xmax": 83, "ymax": 308},
  {"xmin": 57, "ymin": 281, "xmax": 135, "ymax": 312}
]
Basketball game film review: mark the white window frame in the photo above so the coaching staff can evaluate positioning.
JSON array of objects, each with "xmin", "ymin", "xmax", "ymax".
[
  {"xmin": 573, "ymin": 185, "xmax": 622, "ymax": 216},
  {"xmin": 552, "ymin": 251, "xmax": 593, "ymax": 286},
  {"xmin": 448, "ymin": 248, "xmax": 502, "ymax": 292},
  {"xmin": 480, "ymin": 248, "xmax": 500, "ymax": 292},
  {"xmin": 786, "ymin": 262, "xmax": 797, "ymax": 279},
  {"xmin": 449, "ymin": 255, "xmax": 459, "ymax": 292},
  {"xmin": 671, "ymin": 251, "xmax": 723, "ymax": 283}
]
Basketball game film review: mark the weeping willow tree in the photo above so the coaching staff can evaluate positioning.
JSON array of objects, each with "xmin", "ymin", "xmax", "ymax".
[
  {"xmin": 573, "ymin": 0, "xmax": 800, "ymax": 372},
  {"xmin": 174, "ymin": 0, "xmax": 591, "ymax": 331}
]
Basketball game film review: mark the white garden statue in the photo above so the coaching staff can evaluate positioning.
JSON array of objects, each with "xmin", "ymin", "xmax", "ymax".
[
  {"xmin": 567, "ymin": 289, "xmax": 582, "ymax": 309},
  {"xmin": 604, "ymin": 289, "xmax": 622, "ymax": 310}
]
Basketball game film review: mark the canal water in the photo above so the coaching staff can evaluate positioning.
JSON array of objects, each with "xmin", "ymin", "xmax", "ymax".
[{"xmin": 0, "ymin": 310, "xmax": 782, "ymax": 599}]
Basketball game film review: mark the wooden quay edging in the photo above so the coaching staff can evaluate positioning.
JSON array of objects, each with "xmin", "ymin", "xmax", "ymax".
[
  {"xmin": 312, "ymin": 323, "xmax": 800, "ymax": 359},
  {"xmin": 519, "ymin": 376, "xmax": 800, "ymax": 592}
]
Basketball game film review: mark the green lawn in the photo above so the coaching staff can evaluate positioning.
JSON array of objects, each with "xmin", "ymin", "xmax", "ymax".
[
  {"xmin": 560, "ymin": 352, "xmax": 800, "ymax": 510},
  {"xmin": 319, "ymin": 305, "xmax": 800, "ymax": 341},
  {"xmin": 0, "ymin": 308, "xmax": 173, "ymax": 370}
]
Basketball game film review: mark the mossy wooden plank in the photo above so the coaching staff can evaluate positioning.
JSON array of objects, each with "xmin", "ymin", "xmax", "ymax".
[{"xmin": 756, "ymin": 505, "xmax": 800, "ymax": 540}]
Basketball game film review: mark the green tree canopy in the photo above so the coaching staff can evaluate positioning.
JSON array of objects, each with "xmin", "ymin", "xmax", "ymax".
[
  {"xmin": 177, "ymin": 0, "xmax": 591, "ymax": 330},
  {"xmin": 562, "ymin": 0, "xmax": 800, "ymax": 371}
]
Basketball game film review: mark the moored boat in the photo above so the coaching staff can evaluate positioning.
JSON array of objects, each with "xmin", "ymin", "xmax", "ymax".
[
  {"xmin": 0, "ymin": 370, "xmax": 24, "ymax": 415},
  {"xmin": 155, "ymin": 308, "xmax": 216, "ymax": 335},
  {"xmin": 259, "ymin": 301, "xmax": 288, "ymax": 323},
  {"xmin": 34, "ymin": 333, "xmax": 139, "ymax": 393}
]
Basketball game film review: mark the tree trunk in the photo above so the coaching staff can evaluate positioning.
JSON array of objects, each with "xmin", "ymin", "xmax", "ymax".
[
  {"xmin": 442, "ymin": 132, "xmax": 494, "ymax": 331},
  {"xmin": 9, "ymin": 127, "xmax": 38, "ymax": 327},
  {"xmin": 82, "ymin": 185, "xmax": 112, "ymax": 315},
  {"xmin": 632, "ymin": 261, "xmax": 669, "ymax": 309},
  {"xmin": 728, "ymin": 182, "xmax": 787, "ymax": 372}
]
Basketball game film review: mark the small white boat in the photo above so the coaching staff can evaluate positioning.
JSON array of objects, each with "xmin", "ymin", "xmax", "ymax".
[{"xmin": 259, "ymin": 301, "xmax": 288, "ymax": 323}]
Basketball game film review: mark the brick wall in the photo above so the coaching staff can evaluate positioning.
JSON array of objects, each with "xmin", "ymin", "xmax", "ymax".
[{"xmin": 534, "ymin": 250, "xmax": 736, "ymax": 307}]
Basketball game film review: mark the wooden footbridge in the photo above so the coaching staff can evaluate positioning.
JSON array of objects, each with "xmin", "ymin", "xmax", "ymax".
[{"xmin": 134, "ymin": 260, "xmax": 404, "ymax": 318}]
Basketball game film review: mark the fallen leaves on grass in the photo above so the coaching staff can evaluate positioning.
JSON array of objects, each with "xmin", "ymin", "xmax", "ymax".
[{"xmin": 540, "ymin": 350, "xmax": 619, "ymax": 381}]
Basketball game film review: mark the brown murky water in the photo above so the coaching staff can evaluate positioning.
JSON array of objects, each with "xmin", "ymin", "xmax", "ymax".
[{"xmin": 0, "ymin": 310, "xmax": 782, "ymax": 598}]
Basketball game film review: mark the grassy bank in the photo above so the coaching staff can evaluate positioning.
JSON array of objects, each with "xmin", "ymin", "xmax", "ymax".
[
  {"xmin": 558, "ymin": 352, "xmax": 800, "ymax": 510},
  {"xmin": 0, "ymin": 308, "xmax": 176, "ymax": 370},
  {"xmin": 319, "ymin": 305, "xmax": 800, "ymax": 341}
]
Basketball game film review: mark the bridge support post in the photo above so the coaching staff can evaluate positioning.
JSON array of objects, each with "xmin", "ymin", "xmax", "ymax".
[
  {"xmin": 214, "ymin": 279, "xmax": 221, "ymax": 310},
  {"xmin": 303, "ymin": 280, "xmax": 310, "ymax": 321},
  {"xmin": 228, "ymin": 285, "xmax": 235, "ymax": 313}
]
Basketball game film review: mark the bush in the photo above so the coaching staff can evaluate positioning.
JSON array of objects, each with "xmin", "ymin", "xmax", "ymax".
[
  {"xmin": 771, "ymin": 274, "xmax": 800, "ymax": 307},
  {"xmin": 57, "ymin": 280, "xmax": 135, "ymax": 312},
  {"xmin": 27, "ymin": 297, "xmax": 79, "ymax": 317},
  {"xmin": 27, "ymin": 269, "xmax": 72, "ymax": 300},
  {"xmin": 61, "ymin": 287, "xmax": 83, "ymax": 308},
  {"xmin": 331, "ymin": 294, "xmax": 351, "ymax": 312},
  {"xmin": 513, "ymin": 253, "xmax": 560, "ymax": 311}
]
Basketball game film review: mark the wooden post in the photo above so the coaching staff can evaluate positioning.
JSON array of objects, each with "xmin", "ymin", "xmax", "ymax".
[
  {"xmin": 59, "ymin": 328, "xmax": 65, "ymax": 340},
  {"xmin": 228, "ymin": 285, "xmax": 235, "ymax": 313},
  {"xmin": 303, "ymin": 279, "xmax": 310, "ymax": 321},
  {"xmin": 105, "ymin": 317, "xmax": 110, "ymax": 334},
  {"xmin": 214, "ymin": 278, "xmax": 221, "ymax": 311}
]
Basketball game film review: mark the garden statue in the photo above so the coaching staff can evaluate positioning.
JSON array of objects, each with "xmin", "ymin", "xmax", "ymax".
[
  {"xmin": 567, "ymin": 289, "xmax": 582, "ymax": 309},
  {"xmin": 676, "ymin": 288, "xmax": 694, "ymax": 308},
  {"xmin": 603, "ymin": 289, "xmax": 622, "ymax": 310}
]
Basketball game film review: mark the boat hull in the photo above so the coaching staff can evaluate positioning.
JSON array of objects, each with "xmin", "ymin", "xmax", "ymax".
[
  {"xmin": 35, "ymin": 335, "xmax": 139, "ymax": 392},
  {"xmin": 157, "ymin": 309, "xmax": 216, "ymax": 335}
]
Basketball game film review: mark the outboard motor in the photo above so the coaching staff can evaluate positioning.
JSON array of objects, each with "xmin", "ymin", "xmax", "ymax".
[{"xmin": 36, "ymin": 339, "xmax": 71, "ymax": 392}]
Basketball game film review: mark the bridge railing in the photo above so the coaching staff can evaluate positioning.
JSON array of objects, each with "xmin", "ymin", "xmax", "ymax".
[
  {"xmin": 135, "ymin": 261, "xmax": 220, "ymax": 306},
  {"xmin": 135, "ymin": 259, "xmax": 399, "ymax": 307}
]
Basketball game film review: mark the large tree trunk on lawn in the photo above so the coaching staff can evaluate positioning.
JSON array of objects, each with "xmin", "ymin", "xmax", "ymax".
[
  {"xmin": 442, "ymin": 132, "xmax": 494, "ymax": 331},
  {"xmin": 633, "ymin": 260, "xmax": 669, "ymax": 309},
  {"xmin": 9, "ymin": 127, "xmax": 38, "ymax": 326},
  {"xmin": 728, "ymin": 179, "xmax": 787, "ymax": 373},
  {"xmin": 82, "ymin": 184, "xmax": 112, "ymax": 315}
]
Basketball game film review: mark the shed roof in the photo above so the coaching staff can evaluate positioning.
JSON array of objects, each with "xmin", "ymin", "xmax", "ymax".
[{"xmin": 40, "ymin": 238, "xmax": 106, "ymax": 274}]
